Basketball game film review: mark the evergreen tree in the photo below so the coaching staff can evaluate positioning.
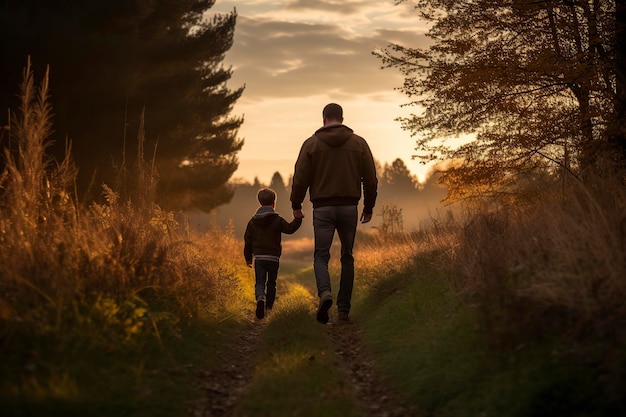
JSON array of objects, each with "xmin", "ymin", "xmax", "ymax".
[
  {"xmin": 378, "ymin": 158, "xmax": 418, "ymax": 209},
  {"xmin": 381, "ymin": 158, "xmax": 418, "ymax": 191},
  {"xmin": 269, "ymin": 171, "xmax": 287, "ymax": 195},
  {"xmin": 269, "ymin": 171, "xmax": 291, "ymax": 216},
  {"xmin": 0, "ymin": 0, "xmax": 243, "ymax": 211},
  {"xmin": 375, "ymin": 0, "xmax": 619, "ymax": 200}
]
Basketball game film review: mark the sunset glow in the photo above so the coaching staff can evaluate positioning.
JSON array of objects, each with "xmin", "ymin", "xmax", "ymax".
[{"xmin": 209, "ymin": 0, "xmax": 432, "ymax": 184}]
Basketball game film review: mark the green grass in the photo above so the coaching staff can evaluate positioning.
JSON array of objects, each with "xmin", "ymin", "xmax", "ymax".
[
  {"xmin": 354, "ymin": 251, "xmax": 624, "ymax": 417},
  {"xmin": 1, "ymin": 317, "xmax": 244, "ymax": 417},
  {"xmin": 355, "ymin": 253, "xmax": 484, "ymax": 411},
  {"xmin": 3, "ymin": 241, "xmax": 621, "ymax": 417}
]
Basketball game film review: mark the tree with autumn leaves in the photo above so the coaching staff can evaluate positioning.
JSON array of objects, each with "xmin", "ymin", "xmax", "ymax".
[{"xmin": 376, "ymin": 0, "xmax": 625, "ymax": 201}]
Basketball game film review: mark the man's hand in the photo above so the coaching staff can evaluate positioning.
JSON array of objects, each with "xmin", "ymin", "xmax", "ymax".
[
  {"xmin": 293, "ymin": 209, "xmax": 305, "ymax": 219},
  {"xmin": 247, "ymin": 263, "xmax": 253, "ymax": 268},
  {"xmin": 360, "ymin": 212, "xmax": 372, "ymax": 224}
]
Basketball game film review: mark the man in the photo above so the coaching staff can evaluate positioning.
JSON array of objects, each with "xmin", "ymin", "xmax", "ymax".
[{"xmin": 290, "ymin": 103, "xmax": 378, "ymax": 324}]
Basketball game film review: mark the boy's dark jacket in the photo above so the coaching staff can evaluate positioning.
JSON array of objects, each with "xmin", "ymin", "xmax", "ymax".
[{"xmin": 243, "ymin": 206, "xmax": 302, "ymax": 264}]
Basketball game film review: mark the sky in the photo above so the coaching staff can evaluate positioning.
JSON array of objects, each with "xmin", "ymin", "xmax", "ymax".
[{"xmin": 208, "ymin": 0, "xmax": 432, "ymax": 185}]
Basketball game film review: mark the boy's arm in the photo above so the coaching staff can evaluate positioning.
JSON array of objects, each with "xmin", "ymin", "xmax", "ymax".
[
  {"xmin": 290, "ymin": 141, "xmax": 312, "ymax": 211},
  {"xmin": 280, "ymin": 216, "xmax": 302, "ymax": 235},
  {"xmin": 243, "ymin": 221, "xmax": 254, "ymax": 265}
]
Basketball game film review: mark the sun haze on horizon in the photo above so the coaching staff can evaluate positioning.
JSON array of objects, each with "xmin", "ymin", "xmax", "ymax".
[{"xmin": 208, "ymin": 0, "xmax": 435, "ymax": 185}]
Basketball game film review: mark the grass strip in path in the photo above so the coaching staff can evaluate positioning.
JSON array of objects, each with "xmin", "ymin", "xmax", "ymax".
[
  {"xmin": 231, "ymin": 266, "xmax": 364, "ymax": 417},
  {"xmin": 228, "ymin": 259, "xmax": 425, "ymax": 417}
]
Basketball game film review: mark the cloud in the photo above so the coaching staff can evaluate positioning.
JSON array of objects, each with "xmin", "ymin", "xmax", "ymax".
[
  {"xmin": 210, "ymin": 0, "xmax": 429, "ymax": 101},
  {"xmin": 225, "ymin": 15, "xmax": 427, "ymax": 100},
  {"xmin": 206, "ymin": 0, "xmax": 435, "ymax": 183},
  {"xmin": 286, "ymin": 0, "xmax": 371, "ymax": 15}
]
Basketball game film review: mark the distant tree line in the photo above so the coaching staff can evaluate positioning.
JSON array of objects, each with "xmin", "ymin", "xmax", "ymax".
[
  {"xmin": 0, "ymin": 0, "xmax": 243, "ymax": 211},
  {"xmin": 214, "ymin": 158, "xmax": 448, "ymax": 239}
]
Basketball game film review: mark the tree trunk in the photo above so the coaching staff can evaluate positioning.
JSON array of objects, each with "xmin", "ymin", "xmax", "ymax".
[
  {"xmin": 567, "ymin": 5, "xmax": 596, "ymax": 172},
  {"xmin": 607, "ymin": 0, "xmax": 626, "ymax": 166}
]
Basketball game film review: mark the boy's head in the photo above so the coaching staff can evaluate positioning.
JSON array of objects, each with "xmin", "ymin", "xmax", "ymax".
[{"xmin": 257, "ymin": 188, "xmax": 276, "ymax": 206}]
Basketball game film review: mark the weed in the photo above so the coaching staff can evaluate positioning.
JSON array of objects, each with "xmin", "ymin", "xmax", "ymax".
[{"xmin": 0, "ymin": 60, "xmax": 248, "ymax": 415}]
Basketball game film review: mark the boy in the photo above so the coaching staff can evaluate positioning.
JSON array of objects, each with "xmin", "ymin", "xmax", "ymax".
[{"xmin": 244, "ymin": 188, "xmax": 302, "ymax": 319}]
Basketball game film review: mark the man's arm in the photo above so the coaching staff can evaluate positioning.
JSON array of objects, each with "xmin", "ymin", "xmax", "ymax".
[
  {"xmin": 290, "ymin": 139, "xmax": 312, "ymax": 211},
  {"xmin": 361, "ymin": 140, "xmax": 378, "ymax": 215}
]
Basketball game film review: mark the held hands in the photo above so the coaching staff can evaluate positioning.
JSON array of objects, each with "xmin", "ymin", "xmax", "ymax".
[{"xmin": 293, "ymin": 209, "xmax": 304, "ymax": 219}]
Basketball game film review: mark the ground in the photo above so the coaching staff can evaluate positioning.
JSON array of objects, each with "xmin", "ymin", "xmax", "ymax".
[
  {"xmin": 187, "ymin": 309, "xmax": 416, "ymax": 417},
  {"xmin": 187, "ymin": 320, "xmax": 262, "ymax": 417}
]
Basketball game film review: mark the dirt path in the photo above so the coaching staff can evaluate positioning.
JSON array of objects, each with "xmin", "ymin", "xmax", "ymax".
[
  {"xmin": 325, "ymin": 314, "xmax": 418, "ymax": 417},
  {"xmin": 188, "ymin": 312, "xmax": 416, "ymax": 417},
  {"xmin": 187, "ymin": 317, "xmax": 263, "ymax": 417},
  {"xmin": 188, "ymin": 261, "xmax": 416, "ymax": 417}
]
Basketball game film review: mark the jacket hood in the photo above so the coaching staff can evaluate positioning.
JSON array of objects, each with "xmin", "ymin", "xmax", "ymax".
[
  {"xmin": 252, "ymin": 206, "xmax": 278, "ymax": 226},
  {"xmin": 314, "ymin": 124, "xmax": 354, "ymax": 147}
]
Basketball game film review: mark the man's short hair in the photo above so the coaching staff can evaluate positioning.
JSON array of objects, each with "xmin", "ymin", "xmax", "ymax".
[
  {"xmin": 323, "ymin": 103, "xmax": 343, "ymax": 121},
  {"xmin": 257, "ymin": 188, "xmax": 276, "ymax": 206}
]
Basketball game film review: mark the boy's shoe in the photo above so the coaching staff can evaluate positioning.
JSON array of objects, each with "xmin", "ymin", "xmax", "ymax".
[
  {"xmin": 316, "ymin": 291, "xmax": 333, "ymax": 324},
  {"xmin": 338, "ymin": 311, "xmax": 350, "ymax": 323},
  {"xmin": 256, "ymin": 296, "xmax": 266, "ymax": 320}
]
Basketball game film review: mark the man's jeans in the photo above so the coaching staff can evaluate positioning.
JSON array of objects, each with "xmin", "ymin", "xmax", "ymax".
[
  {"xmin": 254, "ymin": 259, "xmax": 279, "ymax": 307},
  {"xmin": 312, "ymin": 205, "xmax": 358, "ymax": 313}
]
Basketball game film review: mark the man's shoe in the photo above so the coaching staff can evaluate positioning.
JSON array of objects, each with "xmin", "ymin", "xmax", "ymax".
[
  {"xmin": 338, "ymin": 311, "xmax": 350, "ymax": 323},
  {"xmin": 316, "ymin": 291, "xmax": 333, "ymax": 324},
  {"xmin": 256, "ymin": 296, "xmax": 266, "ymax": 320}
]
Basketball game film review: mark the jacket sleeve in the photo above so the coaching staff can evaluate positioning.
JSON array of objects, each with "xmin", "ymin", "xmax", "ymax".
[
  {"xmin": 280, "ymin": 216, "xmax": 302, "ymax": 235},
  {"xmin": 243, "ymin": 220, "xmax": 254, "ymax": 263},
  {"xmin": 290, "ymin": 138, "xmax": 313, "ymax": 210},
  {"xmin": 361, "ymin": 139, "xmax": 378, "ymax": 214}
]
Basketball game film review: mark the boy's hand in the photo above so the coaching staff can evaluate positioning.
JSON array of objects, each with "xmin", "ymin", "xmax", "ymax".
[{"xmin": 293, "ymin": 209, "xmax": 304, "ymax": 219}]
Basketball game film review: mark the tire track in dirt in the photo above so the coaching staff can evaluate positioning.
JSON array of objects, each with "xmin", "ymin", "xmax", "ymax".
[
  {"xmin": 187, "ymin": 317, "xmax": 263, "ymax": 417},
  {"xmin": 325, "ymin": 313, "xmax": 419, "ymax": 417}
]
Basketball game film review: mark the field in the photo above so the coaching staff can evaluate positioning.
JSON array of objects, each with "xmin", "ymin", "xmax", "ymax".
[{"xmin": 1, "ymin": 63, "xmax": 625, "ymax": 417}]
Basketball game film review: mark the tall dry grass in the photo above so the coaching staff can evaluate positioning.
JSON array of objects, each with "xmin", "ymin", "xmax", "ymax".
[
  {"xmin": 348, "ymin": 230, "xmax": 426, "ymax": 299},
  {"xmin": 0, "ymin": 61, "xmax": 245, "ymax": 355},
  {"xmin": 353, "ymin": 173, "xmax": 625, "ymax": 409},
  {"xmin": 447, "ymin": 173, "xmax": 626, "ymax": 350},
  {"xmin": 352, "ymin": 165, "xmax": 624, "ymax": 361}
]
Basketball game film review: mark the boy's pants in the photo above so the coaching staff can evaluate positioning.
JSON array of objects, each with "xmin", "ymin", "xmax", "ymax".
[{"xmin": 254, "ymin": 259, "xmax": 279, "ymax": 308}]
